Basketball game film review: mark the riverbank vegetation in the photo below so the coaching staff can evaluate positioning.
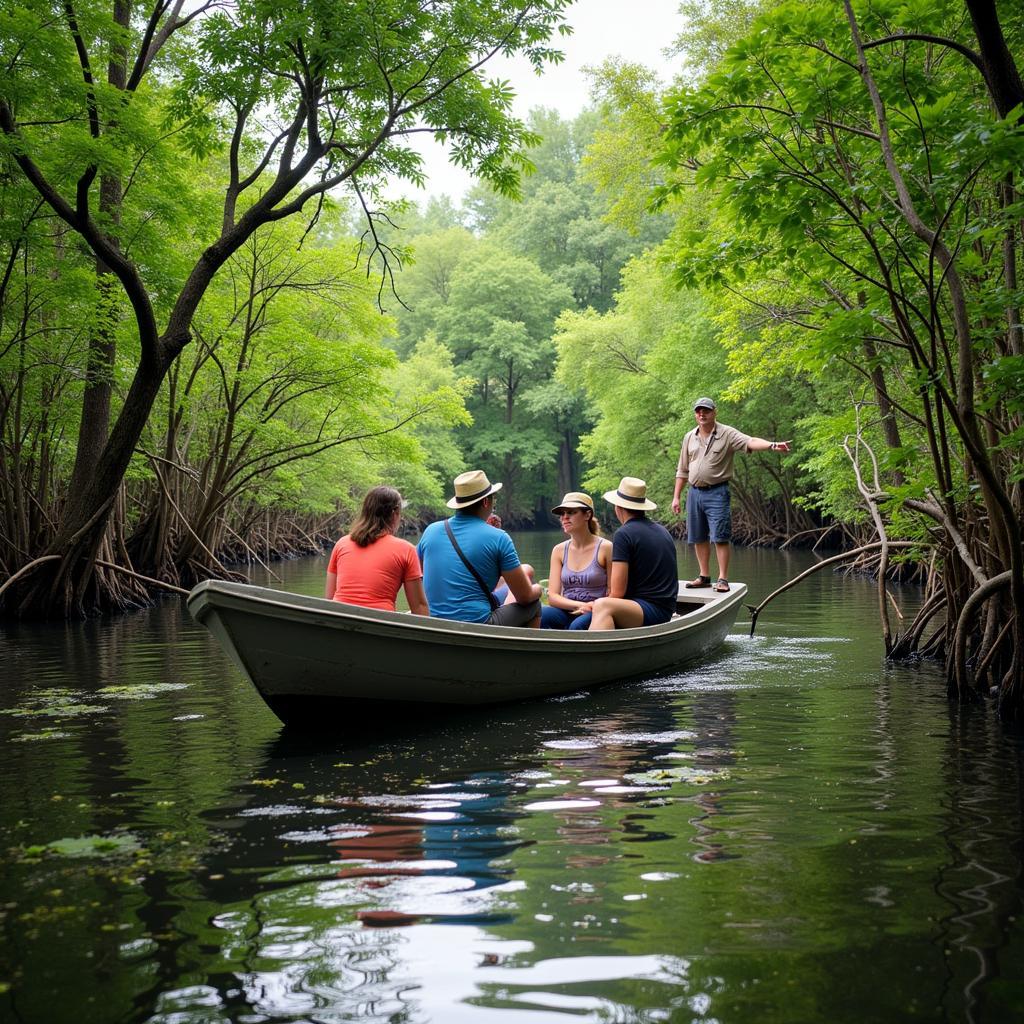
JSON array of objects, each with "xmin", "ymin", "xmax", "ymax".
[
  {"xmin": 2, "ymin": 2, "xmax": 1022, "ymax": 714},
  {"xmin": 0, "ymin": 0, "xmax": 571, "ymax": 613}
]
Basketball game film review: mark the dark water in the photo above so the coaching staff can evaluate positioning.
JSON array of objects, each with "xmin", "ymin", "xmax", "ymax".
[{"xmin": 2, "ymin": 535, "xmax": 1023, "ymax": 1024}]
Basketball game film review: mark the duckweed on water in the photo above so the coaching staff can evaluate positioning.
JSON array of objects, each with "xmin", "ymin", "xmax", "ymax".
[
  {"xmin": 10, "ymin": 730, "xmax": 73, "ymax": 743},
  {"xmin": 0, "ymin": 688, "xmax": 103, "ymax": 719},
  {"xmin": 623, "ymin": 766, "xmax": 732, "ymax": 786},
  {"xmin": 2, "ymin": 685, "xmax": 194, "ymax": 745},
  {"xmin": 96, "ymin": 683, "xmax": 188, "ymax": 700},
  {"xmin": 22, "ymin": 834, "xmax": 143, "ymax": 860},
  {"xmin": 1, "ymin": 683, "xmax": 188, "ymax": 726}
]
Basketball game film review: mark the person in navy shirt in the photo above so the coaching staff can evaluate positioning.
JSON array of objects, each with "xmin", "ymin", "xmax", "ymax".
[
  {"xmin": 418, "ymin": 470, "xmax": 542, "ymax": 627},
  {"xmin": 589, "ymin": 477, "xmax": 679, "ymax": 631}
]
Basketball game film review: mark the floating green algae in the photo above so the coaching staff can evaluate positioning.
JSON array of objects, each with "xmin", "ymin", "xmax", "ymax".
[
  {"xmin": 623, "ymin": 765, "xmax": 732, "ymax": 787},
  {"xmin": 10, "ymin": 729, "xmax": 73, "ymax": 743},
  {"xmin": 22, "ymin": 833, "xmax": 143, "ymax": 860},
  {"xmin": 0, "ymin": 687, "xmax": 104, "ymax": 719},
  {"xmin": 96, "ymin": 683, "xmax": 188, "ymax": 700},
  {"xmin": 0, "ymin": 684, "xmax": 189, "ymax": 734}
]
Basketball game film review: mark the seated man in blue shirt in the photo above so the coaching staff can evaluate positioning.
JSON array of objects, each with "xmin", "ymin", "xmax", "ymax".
[
  {"xmin": 418, "ymin": 470, "xmax": 542, "ymax": 627},
  {"xmin": 589, "ymin": 477, "xmax": 679, "ymax": 631}
]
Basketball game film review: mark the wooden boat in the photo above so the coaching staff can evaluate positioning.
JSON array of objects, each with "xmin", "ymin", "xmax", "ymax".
[{"xmin": 187, "ymin": 580, "xmax": 747, "ymax": 726}]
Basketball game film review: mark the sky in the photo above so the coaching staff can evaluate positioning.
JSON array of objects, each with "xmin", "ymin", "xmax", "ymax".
[{"xmin": 391, "ymin": 0, "xmax": 684, "ymax": 203}]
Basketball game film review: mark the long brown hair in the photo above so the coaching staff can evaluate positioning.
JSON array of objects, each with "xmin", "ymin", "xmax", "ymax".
[{"xmin": 349, "ymin": 486, "xmax": 403, "ymax": 547}]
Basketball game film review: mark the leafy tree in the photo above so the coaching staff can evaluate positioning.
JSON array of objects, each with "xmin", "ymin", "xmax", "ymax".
[
  {"xmin": 581, "ymin": 60, "xmax": 672, "ymax": 234},
  {"xmin": 379, "ymin": 334, "xmax": 475, "ymax": 516},
  {"xmin": 437, "ymin": 247, "xmax": 573, "ymax": 519},
  {"xmin": 390, "ymin": 227, "xmax": 478, "ymax": 356},
  {"xmin": 554, "ymin": 248, "xmax": 816, "ymax": 538},
  {"xmin": 657, "ymin": 0, "xmax": 1024, "ymax": 711},
  {"xmin": 129, "ymin": 216, "xmax": 469, "ymax": 584},
  {"xmin": 0, "ymin": 0, "xmax": 573, "ymax": 616},
  {"xmin": 671, "ymin": 0, "xmax": 774, "ymax": 82}
]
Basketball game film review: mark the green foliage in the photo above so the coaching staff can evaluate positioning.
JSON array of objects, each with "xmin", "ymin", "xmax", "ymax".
[
  {"xmin": 555, "ymin": 251, "xmax": 729, "ymax": 505},
  {"xmin": 671, "ymin": 0, "xmax": 775, "ymax": 83},
  {"xmin": 389, "ymin": 228, "xmax": 478, "ymax": 356},
  {"xmin": 582, "ymin": 60, "xmax": 673, "ymax": 233},
  {"xmin": 384, "ymin": 104, "xmax": 680, "ymax": 523},
  {"xmin": 137, "ymin": 211, "xmax": 473, "ymax": 552},
  {"xmin": 170, "ymin": 0, "xmax": 575, "ymax": 201},
  {"xmin": 432, "ymin": 245, "xmax": 573, "ymax": 518},
  {"xmin": 379, "ymin": 335, "xmax": 476, "ymax": 513},
  {"xmin": 1, "ymin": 0, "xmax": 578, "ymax": 594},
  {"xmin": 652, "ymin": 0, "xmax": 1024, "ymax": 548}
]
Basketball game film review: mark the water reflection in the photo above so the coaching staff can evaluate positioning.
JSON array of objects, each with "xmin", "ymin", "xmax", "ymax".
[{"xmin": 2, "ymin": 543, "xmax": 1024, "ymax": 1023}]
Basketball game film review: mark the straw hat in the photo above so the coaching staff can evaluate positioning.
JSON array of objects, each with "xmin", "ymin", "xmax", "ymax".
[
  {"xmin": 603, "ymin": 476, "xmax": 658, "ymax": 511},
  {"xmin": 551, "ymin": 491, "xmax": 594, "ymax": 515},
  {"xmin": 446, "ymin": 469, "xmax": 503, "ymax": 509}
]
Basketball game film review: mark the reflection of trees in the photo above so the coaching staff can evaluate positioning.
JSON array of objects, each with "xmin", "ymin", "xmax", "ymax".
[
  {"xmin": 10, "ymin": 603, "xmax": 1024, "ymax": 1023},
  {"xmin": 0, "ymin": 604, "xmax": 278, "ymax": 1024},
  {"xmin": 930, "ymin": 703, "xmax": 1024, "ymax": 1023},
  {"xmin": 688, "ymin": 689, "xmax": 739, "ymax": 863}
]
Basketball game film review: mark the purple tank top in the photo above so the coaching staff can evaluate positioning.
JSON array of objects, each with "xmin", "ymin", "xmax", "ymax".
[{"xmin": 561, "ymin": 540, "xmax": 608, "ymax": 602}]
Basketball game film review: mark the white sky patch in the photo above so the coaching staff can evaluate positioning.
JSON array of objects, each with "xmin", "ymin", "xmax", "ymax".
[{"xmin": 388, "ymin": 0, "xmax": 683, "ymax": 203}]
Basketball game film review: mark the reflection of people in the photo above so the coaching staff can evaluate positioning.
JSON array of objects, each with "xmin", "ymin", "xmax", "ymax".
[
  {"xmin": 541, "ymin": 492, "xmax": 611, "ymax": 631},
  {"xmin": 417, "ymin": 470, "xmax": 541, "ymax": 627},
  {"xmin": 670, "ymin": 397, "xmax": 791, "ymax": 593},
  {"xmin": 329, "ymin": 771, "xmax": 520, "ymax": 926},
  {"xmin": 589, "ymin": 478, "xmax": 679, "ymax": 631},
  {"xmin": 325, "ymin": 486, "xmax": 429, "ymax": 614}
]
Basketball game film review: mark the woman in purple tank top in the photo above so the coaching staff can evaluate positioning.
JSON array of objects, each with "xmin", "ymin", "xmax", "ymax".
[{"xmin": 540, "ymin": 492, "xmax": 612, "ymax": 631}]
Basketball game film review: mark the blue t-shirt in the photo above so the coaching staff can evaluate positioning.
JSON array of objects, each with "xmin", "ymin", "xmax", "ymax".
[
  {"xmin": 417, "ymin": 514, "xmax": 522, "ymax": 622},
  {"xmin": 611, "ymin": 517, "xmax": 679, "ymax": 611}
]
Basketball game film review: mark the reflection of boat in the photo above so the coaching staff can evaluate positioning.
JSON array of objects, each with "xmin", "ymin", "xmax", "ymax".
[{"xmin": 187, "ymin": 580, "xmax": 746, "ymax": 725}]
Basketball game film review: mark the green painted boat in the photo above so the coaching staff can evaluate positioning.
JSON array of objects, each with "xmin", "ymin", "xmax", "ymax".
[{"xmin": 187, "ymin": 580, "xmax": 746, "ymax": 726}]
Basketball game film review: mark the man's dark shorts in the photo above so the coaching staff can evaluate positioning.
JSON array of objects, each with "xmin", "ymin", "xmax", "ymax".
[
  {"xmin": 488, "ymin": 598, "xmax": 542, "ymax": 627},
  {"xmin": 633, "ymin": 599, "xmax": 675, "ymax": 626},
  {"xmin": 686, "ymin": 482, "xmax": 732, "ymax": 544}
]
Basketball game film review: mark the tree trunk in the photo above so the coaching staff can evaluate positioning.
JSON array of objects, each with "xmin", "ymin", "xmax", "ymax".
[
  {"xmin": 965, "ymin": 0, "xmax": 1024, "ymax": 120},
  {"xmin": 557, "ymin": 429, "xmax": 576, "ymax": 498},
  {"xmin": 14, "ymin": 354, "xmax": 170, "ymax": 615}
]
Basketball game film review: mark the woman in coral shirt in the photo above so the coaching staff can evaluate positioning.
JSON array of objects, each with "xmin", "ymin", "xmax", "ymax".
[{"xmin": 325, "ymin": 486, "xmax": 429, "ymax": 615}]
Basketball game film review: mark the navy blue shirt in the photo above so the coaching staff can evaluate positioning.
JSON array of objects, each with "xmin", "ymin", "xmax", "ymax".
[{"xmin": 611, "ymin": 516, "xmax": 678, "ymax": 611}]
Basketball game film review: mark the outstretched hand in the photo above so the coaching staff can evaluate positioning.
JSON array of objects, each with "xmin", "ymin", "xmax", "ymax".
[{"xmin": 776, "ymin": 440, "xmax": 792, "ymax": 452}]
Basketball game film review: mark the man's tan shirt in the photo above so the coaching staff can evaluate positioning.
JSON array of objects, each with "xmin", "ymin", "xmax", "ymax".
[{"xmin": 676, "ymin": 422, "xmax": 751, "ymax": 487}]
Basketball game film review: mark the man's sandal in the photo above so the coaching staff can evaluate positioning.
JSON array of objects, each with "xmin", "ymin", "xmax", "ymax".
[
  {"xmin": 685, "ymin": 575, "xmax": 712, "ymax": 589},
  {"xmin": 713, "ymin": 578, "xmax": 731, "ymax": 593}
]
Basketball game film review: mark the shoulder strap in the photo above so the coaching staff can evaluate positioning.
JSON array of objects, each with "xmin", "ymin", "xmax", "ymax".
[
  {"xmin": 444, "ymin": 519, "xmax": 500, "ymax": 611},
  {"xmin": 560, "ymin": 539, "xmax": 575, "ymax": 577}
]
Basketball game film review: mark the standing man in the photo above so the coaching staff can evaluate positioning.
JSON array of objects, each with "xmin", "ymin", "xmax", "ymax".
[
  {"xmin": 589, "ymin": 477, "xmax": 679, "ymax": 631},
  {"xmin": 670, "ymin": 397, "xmax": 790, "ymax": 593},
  {"xmin": 418, "ymin": 470, "xmax": 542, "ymax": 627}
]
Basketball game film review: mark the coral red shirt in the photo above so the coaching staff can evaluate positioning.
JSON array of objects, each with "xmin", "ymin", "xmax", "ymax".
[{"xmin": 327, "ymin": 534, "xmax": 422, "ymax": 611}]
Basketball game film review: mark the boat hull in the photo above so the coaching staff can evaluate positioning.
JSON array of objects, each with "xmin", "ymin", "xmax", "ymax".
[{"xmin": 187, "ymin": 580, "xmax": 746, "ymax": 724}]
